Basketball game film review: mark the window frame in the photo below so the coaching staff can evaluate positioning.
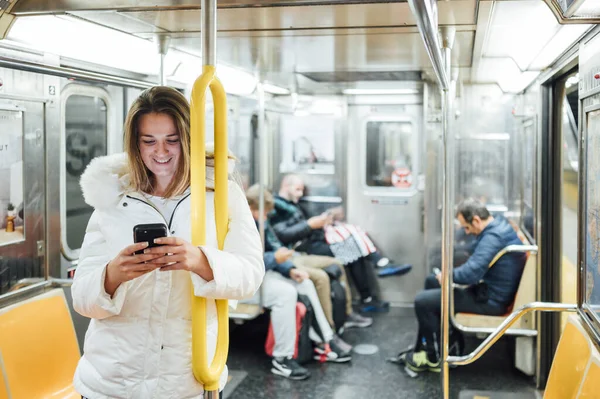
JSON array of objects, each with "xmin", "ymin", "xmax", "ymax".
[
  {"xmin": 580, "ymin": 103, "xmax": 600, "ymax": 331},
  {"xmin": 520, "ymin": 117, "xmax": 537, "ymax": 244},
  {"xmin": 0, "ymin": 105, "xmax": 26, "ymax": 247},
  {"xmin": 361, "ymin": 116, "xmax": 418, "ymax": 195},
  {"xmin": 60, "ymin": 84, "xmax": 112, "ymax": 261}
]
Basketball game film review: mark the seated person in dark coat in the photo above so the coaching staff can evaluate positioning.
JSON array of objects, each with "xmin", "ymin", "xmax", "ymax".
[
  {"xmin": 269, "ymin": 174, "xmax": 396, "ymax": 312},
  {"xmin": 393, "ymin": 198, "xmax": 527, "ymax": 373}
]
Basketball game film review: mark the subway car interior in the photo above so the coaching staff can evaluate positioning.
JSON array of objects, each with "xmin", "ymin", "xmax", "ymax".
[{"xmin": 1, "ymin": 0, "xmax": 600, "ymax": 398}]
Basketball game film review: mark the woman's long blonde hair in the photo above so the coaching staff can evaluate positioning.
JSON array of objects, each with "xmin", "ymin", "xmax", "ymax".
[{"xmin": 123, "ymin": 86, "xmax": 190, "ymax": 198}]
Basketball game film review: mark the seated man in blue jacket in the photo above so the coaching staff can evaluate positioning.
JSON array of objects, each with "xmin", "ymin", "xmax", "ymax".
[{"xmin": 396, "ymin": 198, "xmax": 527, "ymax": 373}]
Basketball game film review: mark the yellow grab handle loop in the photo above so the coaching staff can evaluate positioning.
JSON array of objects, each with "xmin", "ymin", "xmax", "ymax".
[{"xmin": 190, "ymin": 65, "xmax": 230, "ymax": 392}]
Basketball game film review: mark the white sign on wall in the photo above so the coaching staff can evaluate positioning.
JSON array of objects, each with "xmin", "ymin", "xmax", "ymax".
[
  {"xmin": 0, "ymin": 109, "xmax": 25, "ymax": 245},
  {"xmin": 279, "ymin": 115, "xmax": 336, "ymax": 174}
]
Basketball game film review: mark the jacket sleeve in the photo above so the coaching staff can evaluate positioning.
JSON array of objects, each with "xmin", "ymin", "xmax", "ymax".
[
  {"xmin": 453, "ymin": 232, "xmax": 504, "ymax": 285},
  {"xmin": 72, "ymin": 211, "xmax": 130, "ymax": 320},
  {"xmin": 191, "ymin": 181, "xmax": 265, "ymax": 301},
  {"xmin": 264, "ymin": 252, "xmax": 294, "ymax": 277},
  {"xmin": 271, "ymin": 217, "xmax": 313, "ymax": 245}
]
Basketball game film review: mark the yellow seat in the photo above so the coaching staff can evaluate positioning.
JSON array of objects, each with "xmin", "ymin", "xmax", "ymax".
[
  {"xmin": 544, "ymin": 315, "xmax": 592, "ymax": 399},
  {"xmin": 0, "ymin": 289, "xmax": 81, "ymax": 399},
  {"xmin": 579, "ymin": 355, "xmax": 600, "ymax": 398},
  {"xmin": 0, "ymin": 354, "xmax": 8, "ymax": 399}
]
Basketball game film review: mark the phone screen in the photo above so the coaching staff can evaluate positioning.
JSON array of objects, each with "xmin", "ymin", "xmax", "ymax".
[{"xmin": 133, "ymin": 223, "xmax": 168, "ymax": 255}]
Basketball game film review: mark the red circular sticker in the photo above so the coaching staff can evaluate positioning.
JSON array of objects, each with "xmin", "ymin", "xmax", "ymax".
[{"xmin": 391, "ymin": 167, "xmax": 412, "ymax": 188}]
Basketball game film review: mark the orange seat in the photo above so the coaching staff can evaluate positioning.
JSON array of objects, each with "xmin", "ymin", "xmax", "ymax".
[{"xmin": 0, "ymin": 289, "xmax": 81, "ymax": 399}]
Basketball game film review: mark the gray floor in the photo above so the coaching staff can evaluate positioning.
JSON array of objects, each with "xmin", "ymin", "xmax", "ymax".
[
  {"xmin": 226, "ymin": 307, "xmax": 539, "ymax": 399},
  {"xmin": 64, "ymin": 287, "xmax": 540, "ymax": 399}
]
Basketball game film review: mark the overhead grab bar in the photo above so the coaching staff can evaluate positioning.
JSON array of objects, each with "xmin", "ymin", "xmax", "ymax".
[
  {"xmin": 406, "ymin": 0, "xmax": 450, "ymax": 91},
  {"xmin": 189, "ymin": 0, "xmax": 229, "ymax": 396},
  {"xmin": 448, "ymin": 302, "xmax": 578, "ymax": 366}
]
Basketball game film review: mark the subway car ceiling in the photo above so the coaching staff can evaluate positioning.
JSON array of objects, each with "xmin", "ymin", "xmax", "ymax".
[{"xmin": 0, "ymin": 0, "xmax": 595, "ymax": 96}]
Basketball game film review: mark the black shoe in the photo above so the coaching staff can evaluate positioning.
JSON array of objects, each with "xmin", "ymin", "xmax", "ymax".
[
  {"xmin": 271, "ymin": 357, "xmax": 311, "ymax": 380},
  {"xmin": 387, "ymin": 345, "xmax": 415, "ymax": 365},
  {"xmin": 314, "ymin": 342, "xmax": 352, "ymax": 363},
  {"xmin": 359, "ymin": 297, "xmax": 390, "ymax": 313}
]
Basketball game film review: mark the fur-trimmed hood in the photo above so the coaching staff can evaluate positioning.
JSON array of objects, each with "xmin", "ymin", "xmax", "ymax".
[
  {"xmin": 80, "ymin": 145, "xmax": 236, "ymax": 210},
  {"xmin": 80, "ymin": 152, "xmax": 130, "ymax": 211}
]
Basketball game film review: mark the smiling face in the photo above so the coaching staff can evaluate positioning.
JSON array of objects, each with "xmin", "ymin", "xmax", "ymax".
[{"xmin": 137, "ymin": 112, "xmax": 181, "ymax": 190}]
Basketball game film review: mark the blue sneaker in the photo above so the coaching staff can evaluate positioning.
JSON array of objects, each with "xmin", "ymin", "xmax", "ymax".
[
  {"xmin": 378, "ymin": 264, "xmax": 412, "ymax": 277},
  {"xmin": 359, "ymin": 297, "xmax": 390, "ymax": 313}
]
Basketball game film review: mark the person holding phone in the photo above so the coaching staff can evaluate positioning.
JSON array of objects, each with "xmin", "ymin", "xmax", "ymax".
[{"xmin": 72, "ymin": 86, "xmax": 264, "ymax": 399}]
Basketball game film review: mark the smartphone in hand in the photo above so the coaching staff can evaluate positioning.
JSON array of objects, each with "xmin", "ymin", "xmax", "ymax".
[{"xmin": 133, "ymin": 223, "xmax": 168, "ymax": 255}]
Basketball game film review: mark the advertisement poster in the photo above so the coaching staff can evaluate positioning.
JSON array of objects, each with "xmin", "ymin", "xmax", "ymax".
[{"xmin": 0, "ymin": 109, "xmax": 24, "ymax": 246}]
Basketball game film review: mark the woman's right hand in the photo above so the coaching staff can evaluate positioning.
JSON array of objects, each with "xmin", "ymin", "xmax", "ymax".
[{"xmin": 104, "ymin": 242, "xmax": 162, "ymax": 296}]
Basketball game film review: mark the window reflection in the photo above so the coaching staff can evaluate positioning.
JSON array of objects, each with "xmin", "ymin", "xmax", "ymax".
[
  {"xmin": 65, "ymin": 94, "xmax": 107, "ymax": 252},
  {"xmin": 456, "ymin": 136, "xmax": 509, "ymax": 208},
  {"xmin": 523, "ymin": 122, "xmax": 535, "ymax": 240},
  {"xmin": 584, "ymin": 109, "xmax": 600, "ymax": 319},
  {"xmin": 365, "ymin": 121, "xmax": 414, "ymax": 188}
]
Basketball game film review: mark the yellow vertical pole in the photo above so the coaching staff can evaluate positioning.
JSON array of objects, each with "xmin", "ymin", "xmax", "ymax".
[
  {"xmin": 189, "ymin": 0, "xmax": 229, "ymax": 393},
  {"xmin": 190, "ymin": 66, "xmax": 230, "ymax": 397}
]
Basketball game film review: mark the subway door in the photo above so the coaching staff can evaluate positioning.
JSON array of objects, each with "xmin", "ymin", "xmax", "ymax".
[
  {"xmin": 346, "ymin": 102, "xmax": 425, "ymax": 306},
  {"xmin": 0, "ymin": 94, "xmax": 46, "ymax": 294}
]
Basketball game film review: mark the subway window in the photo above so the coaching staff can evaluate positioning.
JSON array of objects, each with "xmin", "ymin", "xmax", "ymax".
[
  {"xmin": 522, "ymin": 121, "xmax": 536, "ymax": 240},
  {"xmin": 456, "ymin": 134, "xmax": 509, "ymax": 211},
  {"xmin": 63, "ymin": 93, "xmax": 108, "ymax": 255},
  {"xmin": 365, "ymin": 121, "xmax": 415, "ymax": 188},
  {"xmin": 585, "ymin": 108, "xmax": 600, "ymax": 320}
]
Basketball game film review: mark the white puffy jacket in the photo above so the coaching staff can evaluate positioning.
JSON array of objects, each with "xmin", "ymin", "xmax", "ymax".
[{"xmin": 72, "ymin": 153, "xmax": 264, "ymax": 399}]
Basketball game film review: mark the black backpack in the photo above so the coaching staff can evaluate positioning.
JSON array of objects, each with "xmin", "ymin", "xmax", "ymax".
[
  {"xmin": 296, "ymin": 294, "xmax": 316, "ymax": 364},
  {"xmin": 322, "ymin": 264, "xmax": 348, "ymax": 334},
  {"xmin": 330, "ymin": 279, "xmax": 348, "ymax": 333}
]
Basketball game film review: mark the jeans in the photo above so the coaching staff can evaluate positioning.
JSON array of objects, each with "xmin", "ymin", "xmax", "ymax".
[{"xmin": 414, "ymin": 274, "xmax": 507, "ymax": 355}]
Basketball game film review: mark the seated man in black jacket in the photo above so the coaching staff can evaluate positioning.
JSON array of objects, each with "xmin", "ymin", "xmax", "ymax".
[
  {"xmin": 269, "ymin": 174, "xmax": 392, "ymax": 312},
  {"xmin": 392, "ymin": 199, "xmax": 527, "ymax": 373}
]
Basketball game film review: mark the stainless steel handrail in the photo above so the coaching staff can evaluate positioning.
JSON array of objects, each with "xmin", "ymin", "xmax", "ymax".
[
  {"xmin": 488, "ymin": 245, "xmax": 538, "ymax": 268},
  {"xmin": 452, "ymin": 325, "xmax": 537, "ymax": 337},
  {"xmin": 0, "ymin": 55, "xmax": 154, "ymax": 89},
  {"xmin": 406, "ymin": 0, "xmax": 449, "ymax": 91},
  {"xmin": 1, "ymin": 281, "xmax": 50, "ymax": 302},
  {"xmin": 447, "ymin": 302, "xmax": 577, "ymax": 366}
]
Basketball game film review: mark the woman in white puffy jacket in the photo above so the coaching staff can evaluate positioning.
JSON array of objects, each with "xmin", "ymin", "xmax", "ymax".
[{"xmin": 72, "ymin": 86, "xmax": 264, "ymax": 399}]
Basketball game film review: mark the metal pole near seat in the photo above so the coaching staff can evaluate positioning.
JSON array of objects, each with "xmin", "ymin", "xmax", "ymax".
[
  {"xmin": 439, "ymin": 26, "xmax": 455, "ymax": 399},
  {"xmin": 190, "ymin": 0, "xmax": 229, "ymax": 396}
]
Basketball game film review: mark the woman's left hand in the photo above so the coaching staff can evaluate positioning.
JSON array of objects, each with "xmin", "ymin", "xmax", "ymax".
[{"xmin": 144, "ymin": 237, "xmax": 214, "ymax": 281}]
